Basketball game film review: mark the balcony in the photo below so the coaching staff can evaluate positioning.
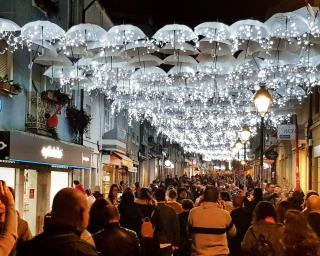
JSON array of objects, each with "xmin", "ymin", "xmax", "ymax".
[{"xmin": 25, "ymin": 94, "xmax": 54, "ymax": 137}]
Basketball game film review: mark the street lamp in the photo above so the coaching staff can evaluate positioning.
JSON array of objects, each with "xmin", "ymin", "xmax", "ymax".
[
  {"xmin": 240, "ymin": 126, "xmax": 251, "ymax": 192},
  {"xmin": 253, "ymin": 86, "xmax": 272, "ymax": 186}
]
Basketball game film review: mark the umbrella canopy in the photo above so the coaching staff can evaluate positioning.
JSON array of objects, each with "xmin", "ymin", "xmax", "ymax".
[
  {"xmin": 230, "ymin": 19, "xmax": 270, "ymax": 41},
  {"xmin": 294, "ymin": 6, "xmax": 320, "ymax": 37},
  {"xmin": 0, "ymin": 18, "xmax": 20, "ymax": 33},
  {"xmin": 197, "ymin": 38, "xmax": 232, "ymax": 56},
  {"xmin": 29, "ymin": 40, "xmax": 58, "ymax": 56},
  {"xmin": 265, "ymin": 12, "xmax": 309, "ymax": 38},
  {"xmin": 34, "ymin": 54, "xmax": 72, "ymax": 66},
  {"xmin": 194, "ymin": 22, "xmax": 231, "ymax": 41},
  {"xmin": 65, "ymin": 23, "xmax": 107, "ymax": 46},
  {"xmin": 160, "ymin": 42, "xmax": 199, "ymax": 55},
  {"xmin": 268, "ymin": 37, "xmax": 301, "ymax": 52},
  {"xmin": 127, "ymin": 55, "xmax": 163, "ymax": 68},
  {"xmin": 299, "ymin": 44, "xmax": 320, "ymax": 67},
  {"xmin": 163, "ymin": 55, "xmax": 197, "ymax": 65},
  {"xmin": 21, "ymin": 20, "xmax": 65, "ymax": 43},
  {"xmin": 108, "ymin": 24, "xmax": 146, "ymax": 45},
  {"xmin": 168, "ymin": 64, "xmax": 196, "ymax": 76},
  {"xmin": 120, "ymin": 40, "xmax": 158, "ymax": 57},
  {"xmin": 131, "ymin": 66, "xmax": 167, "ymax": 80},
  {"xmin": 259, "ymin": 50, "xmax": 299, "ymax": 67},
  {"xmin": 43, "ymin": 66, "xmax": 85, "ymax": 79},
  {"xmin": 153, "ymin": 24, "xmax": 198, "ymax": 44}
]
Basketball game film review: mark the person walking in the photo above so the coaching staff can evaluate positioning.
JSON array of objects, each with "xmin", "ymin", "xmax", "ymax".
[
  {"xmin": 282, "ymin": 209, "xmax": 320, "ymax": 256},
  {"xmin": 179, "ymin": 199, "xmax": 194, "ymax": 256},
  {"xmin": 188, "ymin": 186, "xmax": 236, "ymax": 256},
  {"xmin": 306, "ymin": 195, "xmax": 320, "ymax": 237},
  {"xmin": 87, "ymin": 198, "xmax": 109, "ymax": 234},
  {"xmin": 107, "ymin": 184, "xmax": 120, "ymax": 207},
  {"xmin": 241, "ymin": 201, "xmax": 284, "ymax": 256},
  {"xmin": 166, "ymin": 188, "xmax": 183, "ymax": 214},
  {"xmin": 18, "ymin": 188, "xmax": 97, "ymax": 256},
  {"xmin": 118, "ymin": 190, "xmax": 142, "ymax": 236},
  {"xmin": 85, "ymin": 189, "xmax": 96, "ymax": 209},
  {"xmin": 73, "ymin": 180, "xmax": 85, "ymax": 195},
  {"xmin": 93, "ymin": 205, "xmax": 140, "ymax": 256},
  {"xmin": 154, "ymin": 187, "xmax": 180, "ymax": 256}
]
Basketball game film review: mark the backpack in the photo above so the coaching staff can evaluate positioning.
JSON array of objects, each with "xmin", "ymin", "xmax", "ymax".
[
  {"xmin": 141, "ymin": 217, "xmax": 154, "ymax": 238},
  {"xmin": 250, "ymin": 229, "xmax": 275, "ymax": 256}
]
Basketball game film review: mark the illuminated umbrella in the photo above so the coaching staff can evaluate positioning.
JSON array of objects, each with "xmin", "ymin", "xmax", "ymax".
[
  {"xmin": 0, "ymin": 18, "xmax": 20, "ymax": 33},
  {"xmin": 160, "ymin": 42, "xmax": 199, "ymax": 55},
  {"xmin": 120, "ymin": 40, "xmax": 158, "ymax": 56},
  {"xmin": 194, "ymin": 22, "xmax": 231, "ymax": 41},
  {"xmin": 34, "ymin": 54, "xmax": 72, "ymax": 66},
  {"xmin": 197, "ymin": 38, "xmax": 232, "ymax": 56},
  {"xmin": 163, "ymin": 55, "xmax": 197, "ymax": 65},
  {"xmin": 127, "ymin": 55, "xmax": 163, "ymax": 68},
  {"xmin": 108, "ymin": 24, "xmax": 146, "ymax": 45}
]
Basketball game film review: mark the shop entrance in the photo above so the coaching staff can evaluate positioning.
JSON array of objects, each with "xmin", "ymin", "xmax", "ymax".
[
  {"xmin": 23, "ymin": 169, "xmax": 38, "ymax": 235},
  {"xmin": 50, "ymin": 171, "xmax": 69, "ymax": 207},
  {"xmin": 0, "ymin": 167, "xmax": 15, "ymax": 188}
]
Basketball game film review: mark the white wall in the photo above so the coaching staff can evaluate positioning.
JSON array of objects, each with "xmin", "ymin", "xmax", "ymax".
[
  {"xmin": 0, "ymin": 167, "xmax": 15, "ymax": 188},
  {"xmin": 50, "ymin": 171, "xmax": 69, "ymax": 207}
]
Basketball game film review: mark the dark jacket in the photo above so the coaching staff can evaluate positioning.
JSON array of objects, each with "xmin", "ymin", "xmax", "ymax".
[
  {"xmin": 118, "ymin": 202, "xmax": 142, "ymax": 236},
  {"xmin": 155, "ymin": 202, "xmax": 180, "ymax": 247},
  {"xmin": 93, "ymin": 223, "xmax": 140, "ymax": 256},
  {"xmin": 17, "ymin": 223, "xmax": 97, "ymax": 256},
  {"xmin": 241, "ymin": 221, "xmax": 284, "ymax": 256},
  {"xmin": 229, "ymin": 207, "xmax": 252, "ymax": 256},
  {"xmin": 307, "ymin": 212, "xmax": 320, "ymax": 238}
]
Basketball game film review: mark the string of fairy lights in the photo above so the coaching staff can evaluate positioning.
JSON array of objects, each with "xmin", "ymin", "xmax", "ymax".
[{"xmin": 1, "ymin": 5, "xmax": 320, "ymax": 160}]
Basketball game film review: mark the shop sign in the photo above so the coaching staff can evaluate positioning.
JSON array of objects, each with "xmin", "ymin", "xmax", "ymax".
[
  {"xmin": 0, "ymin": 131, "xmax": 10, "ymax": 160},
  {"xmin": 41, "ymin": 146, "xmax": 63, "ymax": 159},
  {"xmin": 277, "ymin": 125, "xmax": 296, "ymax": 140}
]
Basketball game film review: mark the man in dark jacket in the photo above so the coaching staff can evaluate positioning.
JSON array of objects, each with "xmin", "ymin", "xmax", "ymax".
[
  {"xmin": 154, "ymin": 187, "xmax": 180, "ymax": 256},
  {"xmin": 17, "ymin": 188, "xmax": 97, "ymax": 256},
  {"xmin": 93, "ymin": 205, "xmax": 140, "ymax": 256}
]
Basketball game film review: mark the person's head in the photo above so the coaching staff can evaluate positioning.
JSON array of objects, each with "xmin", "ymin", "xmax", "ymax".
[
  {"xmin": 220, "ymin": 191, "xmax": 231, "ymax": 202},
  {"xmin": 88, "ymin": 198, "xmax": 108, "ymax": 233},
  {"xmin": 253, "ymin": 201, "xmax": 277, "ymax": 223},
  {"xmin": 276, "ymin": 200, "xmax": 290, "ymax": 223},
  {"xmin": 108, "ymin": 184, "xmax": 119, "ymax": 200},
  {"xmin": 120, "ymin": 181, "xmax": 124, "ymax": 186},
  {"xmin": 154, "ymin": 187, "xmax": 166, "ymax": 202},
  {"xmin": 139, "ymin": 187, "xmax": 152, "ymax": 200},
  {"xmin": 266, "ymin": 183, "xmax": 275, "ymax": 193},
  {"xmin": 73, "ymin": 180, "xmax": 80, "ymax": 186},
  {"xmin": 121, "ymin": 189, "xmax": 135, "ymax": 204},
  {"xmin": 167, "ymin": 188, "xmax": 177, "ymax": 201},
  {"xmin": 233, "ymin": 196, "xmax": 244, "ymax": 208},
  {"xmin": 135, "ymin": 182, "xmax": 140, "ymax": 188},
  {"xmin": 85, "ymin": 189, "xmax": 92, "ymax": 196},
  {"xmin": 182, "ymin": 199, "xmax": 194, "ymax": 211},
  {"xmin": 51, "ymin": 188, "xmax": 89, "ymax": 231},
  {"xmin": 307, "ymin": 195, "xmax": 320, "ymax": 212},
  {"xmin": 253, "ymin": 188, "xmax": 263, "ymax": 201},
  {"xmin": 203, "ymin": 186, "xmax": 219, "ymax": 202},
  {"xmin": 178, "ymin": 187, "xmax": 188, "ymax": 199},
  {"xmin": 103, "ymin": 205, "xmax": 120, "ymax": 224},
  {"xmin": 288, "ymin": 191, "xmax": 305, "ymax": 211}
]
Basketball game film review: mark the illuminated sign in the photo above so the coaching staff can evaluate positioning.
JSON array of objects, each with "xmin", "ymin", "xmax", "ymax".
[
  {"xmin": 41, "ymin": 146, "xmax": 63, "ymax": 159},
  {"xmin": 82, "ymin": 156, "xmax": 90, "ymax": 162},
  {"xmin": 0, "ymin": 141, "xmax": 7, "ymax": 151}
]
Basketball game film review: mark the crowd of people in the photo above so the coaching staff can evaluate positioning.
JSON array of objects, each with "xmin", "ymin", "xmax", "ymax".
[{"xmin": 1, "ymin": 174, "xmax": 320, "ymax": 255}]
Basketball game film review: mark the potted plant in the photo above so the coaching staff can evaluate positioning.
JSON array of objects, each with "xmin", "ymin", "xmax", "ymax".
[
  {"xmin": 66, "ymin": 105, "xmax": 91, "ymax": 135},
  {"xmin": 0, "ymin": 75, "xmax": 22, "ymax": 96}
]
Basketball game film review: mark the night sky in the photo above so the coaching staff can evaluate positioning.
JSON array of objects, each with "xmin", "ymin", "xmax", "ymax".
[{"xmin": 99, "ymin": 0, "xmax": 305, "ymax": 35}]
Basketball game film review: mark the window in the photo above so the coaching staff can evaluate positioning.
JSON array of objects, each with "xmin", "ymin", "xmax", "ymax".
[
  {"xmin": 85, "ymin": 104, "xmax": 91, "ymax": 138},
  {"xmin": 104, "ymin": 107, "xmax": 114, "ymax": 133}
]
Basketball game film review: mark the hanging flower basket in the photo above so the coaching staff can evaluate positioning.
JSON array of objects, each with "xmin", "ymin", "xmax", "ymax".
[
  {"xmin": 0, "ymin": 76, "xmax": 22, "ymax": 96},
  {"xmin": 66, "ymin": 106, "xmax": 91, "ymax": 134},
  {"xmin": 41, "ymin": 90, "xmax": 70, "ymax": 106}
]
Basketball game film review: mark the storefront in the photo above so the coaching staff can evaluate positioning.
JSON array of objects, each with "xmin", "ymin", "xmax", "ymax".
[{"xmin": 0, "ymin": 131, "xmax": 92, "ymax": 235}]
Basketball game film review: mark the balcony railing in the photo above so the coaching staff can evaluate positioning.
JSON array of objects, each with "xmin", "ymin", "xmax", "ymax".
[{"xmin": 25, "ymin": 94, "xmax": 54, "ymax": 136}]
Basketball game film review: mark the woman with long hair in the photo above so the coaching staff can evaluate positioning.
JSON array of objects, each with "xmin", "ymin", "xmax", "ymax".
[
  {"xmin": 87, "ymin": 198, "xmax": 109, "ymax": 234},
  {"xmin": 118, "ymin": 189, "xmax": 142, "ymax": 236},
  {"xmin": 107, "ymin": 184, "xmax": 120, "ymax": 207},
  {"xmin": 241, "ymin": 201, "xmax": 284, "ymax": 256},
  {"xmin": 282, "ymin": 210, "xmax": 320, "ymax": 256}
]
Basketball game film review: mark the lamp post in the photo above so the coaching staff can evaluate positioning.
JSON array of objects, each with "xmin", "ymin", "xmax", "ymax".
[
  {"xmin": 253, "ymin": 86, "xmax": 272, "ymax": 187},
  {"xmin": 240, "ymin": 126, "xmax": 251, "ymax": 192},
  {"xmin": 232, "ymin": 145, "xmax": 239, "ymax": 184}
]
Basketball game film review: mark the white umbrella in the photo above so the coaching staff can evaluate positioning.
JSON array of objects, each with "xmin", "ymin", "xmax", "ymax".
[
  {"xmin": 94, "ymin": 55, "xmax": 129, "ymax": 68},
  {"xmin": 160, "ymin": 42, "xmax": 199, "ymax": 55},
  {"xmin": 127, "ymin": 55, "xmax": 163, "ymax": 68},
  {"xmin": 197, "ymin": 54, "xmax": 235, "ymax": 74},
  {"xmin": 265, "ymin": 12, "xmax": 309, "ymax": 38},
  {"xmin": 230, "ymin": 19, "xmax": 270, "ymax": 40},
  {"xmin": 163, "ymin": 55, "xmax": 197, "ymax": 65},
  {"xmin": 268, "ymin": 37, "xmax": 301, "ymax": 52},
  {"xmin": 259, "ymin": 50, "xmax": 299, "ymax": 67},
  {"xmin": 168, "ymin": 64, "xmax": 196, "ymax": 76},
  {"xmin": 29, "ymin": 40, "xmax": 58, "ymax": 56},
  {"xmin": 194, "ymin": 22, "xmax": 231, "ymax": 41},
  {"xmin": 0, "ymin": 18, "xmax": 20, "ymax": 33},
  {"xmin": 34, "ymin": 54, "xmax": 72, "ymax": 66},
  {"xmin": 153, "ymin": 24, "xmax": 198, "ymax": 44},
  {"xmin": 65, "ymin": 23, "xmax": 107, "ymax": 46},
  {"xmin": 131, "ymin": 67, "xmax": 167, "ymax": 80},
  {"xmin": 120, "ymin": 40, "xmax": 158, "ymax": 56},
  {"xmin": 197, "ymin": 38, "xmax": 232, "ymax": 56},
  {"xmin": 299, "ymin": 44, "xmax": 320, "ymax": 67},
  {"xmin": 21, "ymin": 20, "xmax": 65, "ymax": 43},
  {"xmin": 76, "ymin": 57, "xmax": 101, "ymax": 67},
  {"xmin": 294, "ymin": 5, "xmax": 320, "ymax": 36},
  {"xmin": 43, "ymin": 66, "xmax": 84, "ymax": 79},
  {"xmin": 108, "ymin": 24, "xmax": 146, "ymax": 45}
]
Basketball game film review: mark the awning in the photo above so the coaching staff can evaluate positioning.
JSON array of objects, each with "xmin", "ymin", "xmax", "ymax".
[{"xmin": 114, "ymin": 152, "xmax": 134, "ymax": 169}]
